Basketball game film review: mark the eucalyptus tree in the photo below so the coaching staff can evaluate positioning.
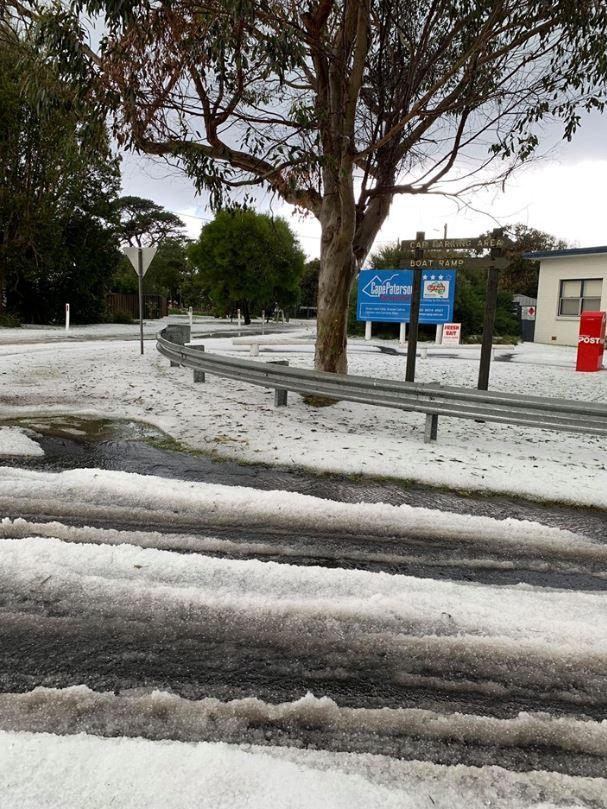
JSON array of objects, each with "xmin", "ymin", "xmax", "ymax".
[{"xmin": 31, "ymin": 0, "xmax": 607, "ymax": 370}]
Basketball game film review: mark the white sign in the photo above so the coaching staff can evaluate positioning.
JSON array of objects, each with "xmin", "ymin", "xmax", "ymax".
[
  {"xmin": 521, "ymin": 305, "xmax": 536, "ymax": 320},
  {"xmin": 362, "ymin": 274, "xmax": 412, "ymax": 298},
  {"xmin": 123, "ymin": 245, "xmax": 158, "ymax": 277},
  {"xmin": 423, "ymin": 278, "xmax": 450, "ymax": 300},
  {"xmin": 441, "ymin": 322, "xmax": 461, "ymax": 346}
]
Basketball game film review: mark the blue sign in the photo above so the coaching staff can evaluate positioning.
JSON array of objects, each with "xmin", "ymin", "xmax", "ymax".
[{"xmin": 356, "ymin": 268, "xmax": 456, "ymax": 324}]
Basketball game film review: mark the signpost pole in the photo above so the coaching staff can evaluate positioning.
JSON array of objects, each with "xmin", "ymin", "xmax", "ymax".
[
  {"xmin": 399, "ymin": 322, "xmax": 407, "ymax": 346},
  {"xmin": 65, "ymin": 303, "xmax": 70, "ymax": 332},
  {"xmin": 123, "ymin": 244, "xmax": 157, "ymax": 355},
  {"xmin": 405, "ymin": 231, "xmax": 424, "ymax": 382},
  {"xmin": 435, "ymin": 324, "xmax": 443, "ymax": 345},
  {"xmin": 477, "ymin": 229, "xmax": 504, "ymax": 390},
  {"xmin": 138, "ymin": 248, "xmax": 144, "ymax": 356},
  {"xmin": 365, "ymin": 321, "xmax": 372, "ymax": 341}
]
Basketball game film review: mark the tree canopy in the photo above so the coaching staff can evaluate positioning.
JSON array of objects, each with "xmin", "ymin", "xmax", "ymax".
[
  {"xmin": 497, "ymin": 224, "xmax": 569, "ymax": 298},
  {"xmin": 114, "ymin": 196, "xmax": 185, "ymax": 247},
  {"xmin": 25, "ymin": 0, "xmax": 607, "ymax": 364},
  {"xmin": 0, "ymin": 13, "xmax": 120, "ymax": 323},
  {"xmin": 188, "ymin": 209, "xmax": 305, "ymax": 324}
]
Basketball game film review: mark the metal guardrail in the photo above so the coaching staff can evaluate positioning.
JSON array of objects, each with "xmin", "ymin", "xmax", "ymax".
[{"xmin": 157, "ymin": 326, "xmax": 607, "ymax": 443}]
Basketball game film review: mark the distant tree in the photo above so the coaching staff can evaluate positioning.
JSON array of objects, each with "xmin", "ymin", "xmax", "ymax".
[
  {"xmin": 368, "ymin": 243, "xmax": 405, "ymax": 270},
  {"xmin": 0, "ymin": 16, "xmax": 120, "ymax": 323},
  {"xmin": 454, "ymin": 268, "xmax": 518, "ymax": 339},
  {"xmin": 500, "ymin": 224, "xmax": 569, "ymax": 298},
  {"xmin": 114, "ymin": 196, "xmax": 185, "ymax": 247},
  {"xmin": 189, "ymin": 210, "xmax": 305, "ymax": 324}
]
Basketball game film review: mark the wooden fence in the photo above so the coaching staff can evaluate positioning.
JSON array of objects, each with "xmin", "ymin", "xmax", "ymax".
[{"xmin": 106, "ymin": 293, "xmax": 168, "ymax": 320}]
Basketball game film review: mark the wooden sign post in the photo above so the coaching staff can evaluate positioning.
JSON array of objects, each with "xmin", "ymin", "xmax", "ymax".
[
  {"xmin": 399, "ymin": 230, "xmax": 508, "ymax": 386},
  {"xmin": 405, "ymin": 231, "xmax": 424, "ymax": 382},
  {"xmin": 477, "ymin": 229, "xmax": 505, "ymax": 390}
]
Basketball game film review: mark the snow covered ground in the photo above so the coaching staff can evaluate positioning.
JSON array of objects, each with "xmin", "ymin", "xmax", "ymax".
[
  {"xmin": 0, "ymin": 325, "xmax": 604, "ymax": 506},
  {"xmin": 1, "ymin": 517, "xmax": 607, "ymax": 806},
  {"xmin": 0, "ymin": 315, "xmax": 249, "ymax": 344},
  {"xmin": 2, "ymin": 728, "xmax": 606, "ymax": 809},
  {"xmin": 1, "ymin": 467, "xmax": 595, "ymax": 547},
  {"xmin": 0, "ymin": 427, "xmax": 44, "ymax": 457},
  {"xmin": 1, "ymin": 325, "xmax": 606, "ymax": 807}
]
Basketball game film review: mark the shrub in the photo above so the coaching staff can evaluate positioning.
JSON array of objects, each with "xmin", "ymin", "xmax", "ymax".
[
  {"xmin": 111, "ymin": 311, "xmax": 134, "ymax": 324},
  {"xmin": 0, "ymin": 313, "xmax": 22, "ymax": 327}
]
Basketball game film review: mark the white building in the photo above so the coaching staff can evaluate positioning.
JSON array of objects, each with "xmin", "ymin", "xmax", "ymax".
[{"xmin": 524, "ymin": 246, "xmax": 607, "ymax": 346}]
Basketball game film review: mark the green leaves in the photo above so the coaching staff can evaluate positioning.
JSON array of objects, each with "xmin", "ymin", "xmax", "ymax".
[
  {"xmin": 0, "ymin": 16, "xmax": 120, "ymax": 323},
  {"xmin": 188, "ymin": 209, "xmax": 305, "ymax": 319},
  {"xmin": 113, "ymin": 196, "xmax": 185, "ymax": 246}
]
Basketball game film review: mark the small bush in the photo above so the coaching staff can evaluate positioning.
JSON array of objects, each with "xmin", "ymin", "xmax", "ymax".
[
  {"xmin": 464, "ymin": 333, "xmax": 519, "ymax": 345},
  {"xmin": 111, "ymin": 311, "xmax": 134, "ymax": 324},
  {"xmin": 0, "ymin": 313, "xmax": 22, "ymax": 328}
]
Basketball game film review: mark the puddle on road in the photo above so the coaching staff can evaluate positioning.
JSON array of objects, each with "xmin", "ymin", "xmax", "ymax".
[{"xmin": 2, "ymin": 415, "xmax": 605, "ymax": 541}]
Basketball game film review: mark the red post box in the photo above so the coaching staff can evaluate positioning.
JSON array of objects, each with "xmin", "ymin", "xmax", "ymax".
[{"xmin": 576, "ymin": 311, "xmax": 606, "ymax": 372}]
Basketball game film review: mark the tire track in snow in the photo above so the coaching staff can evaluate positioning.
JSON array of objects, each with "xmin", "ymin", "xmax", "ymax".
[
  {"xmin": 1, "ymin": 686, "xmax": 607, "ymax": 779},
  {"xmin": 2, "ymin": 511, "xmax": 606, "ymax": 592},
  {"xmin": 0, "ymin": 464, "xmax": 606, "ymax": 778},
  {"xmin": 1, "ymin": 536, "xmax": 607, "ymax": 742}
]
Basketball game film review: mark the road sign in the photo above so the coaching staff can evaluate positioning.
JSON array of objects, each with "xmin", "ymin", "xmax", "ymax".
[
  {"xmin": 405, "ymin": 257, "xmax": 508, "ymax": 270},
  {"xmin": 406, "ymin": 236, "xmax": 507, "ymax": 251},
  {"xmin": 122, "ymin": 245, "xmax": 159, "ymax": 356},
  {"xmin": 123, "ymin": 245, "xmax": 158, "ymax": 278},
  {"xmin": 357, "ymin": 268, "xmax": 456, "ymax": 324},
  {"xmin": 522, "ymin": 305, "xmax": 536, "ymax": 320}
]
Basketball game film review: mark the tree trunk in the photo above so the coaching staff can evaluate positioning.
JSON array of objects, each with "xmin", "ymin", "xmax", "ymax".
[
  {"xmin": 315, "ymin": 237, "xmax": 355, "ymax": 375},
  {"xmin": 242, "ymin": 300, "xmax": 251, "ymax": 325},
  {"xmin": 314, "ymin": 191, "xmax": 393, "ymax": 375}
]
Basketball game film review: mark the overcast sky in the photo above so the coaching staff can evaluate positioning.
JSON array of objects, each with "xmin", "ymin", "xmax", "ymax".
[{"xmin": 120, "ymin": 109, "xmax": 607, "ymax": 259}]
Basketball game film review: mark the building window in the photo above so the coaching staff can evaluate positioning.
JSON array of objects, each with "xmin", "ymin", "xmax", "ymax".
[{"xmin": 558, "ymin": 278, "xmax": 603, "ymax": 316}]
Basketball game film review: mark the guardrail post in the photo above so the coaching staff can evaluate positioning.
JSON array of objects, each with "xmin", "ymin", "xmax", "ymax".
[
  {"xmin": 268, "ymin": 360, "xmax": 289, "ymax": 407},
  {"xmin": 164, "ymin": 323, "xmax": 191, "ymax": 367},
  {"xmin": 424, "ymin": 413, "xmax": 438, "ymax": 443},
  {"xmin": 192, "ymin": 345, "xmax": 205, "ymax": 383}
]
